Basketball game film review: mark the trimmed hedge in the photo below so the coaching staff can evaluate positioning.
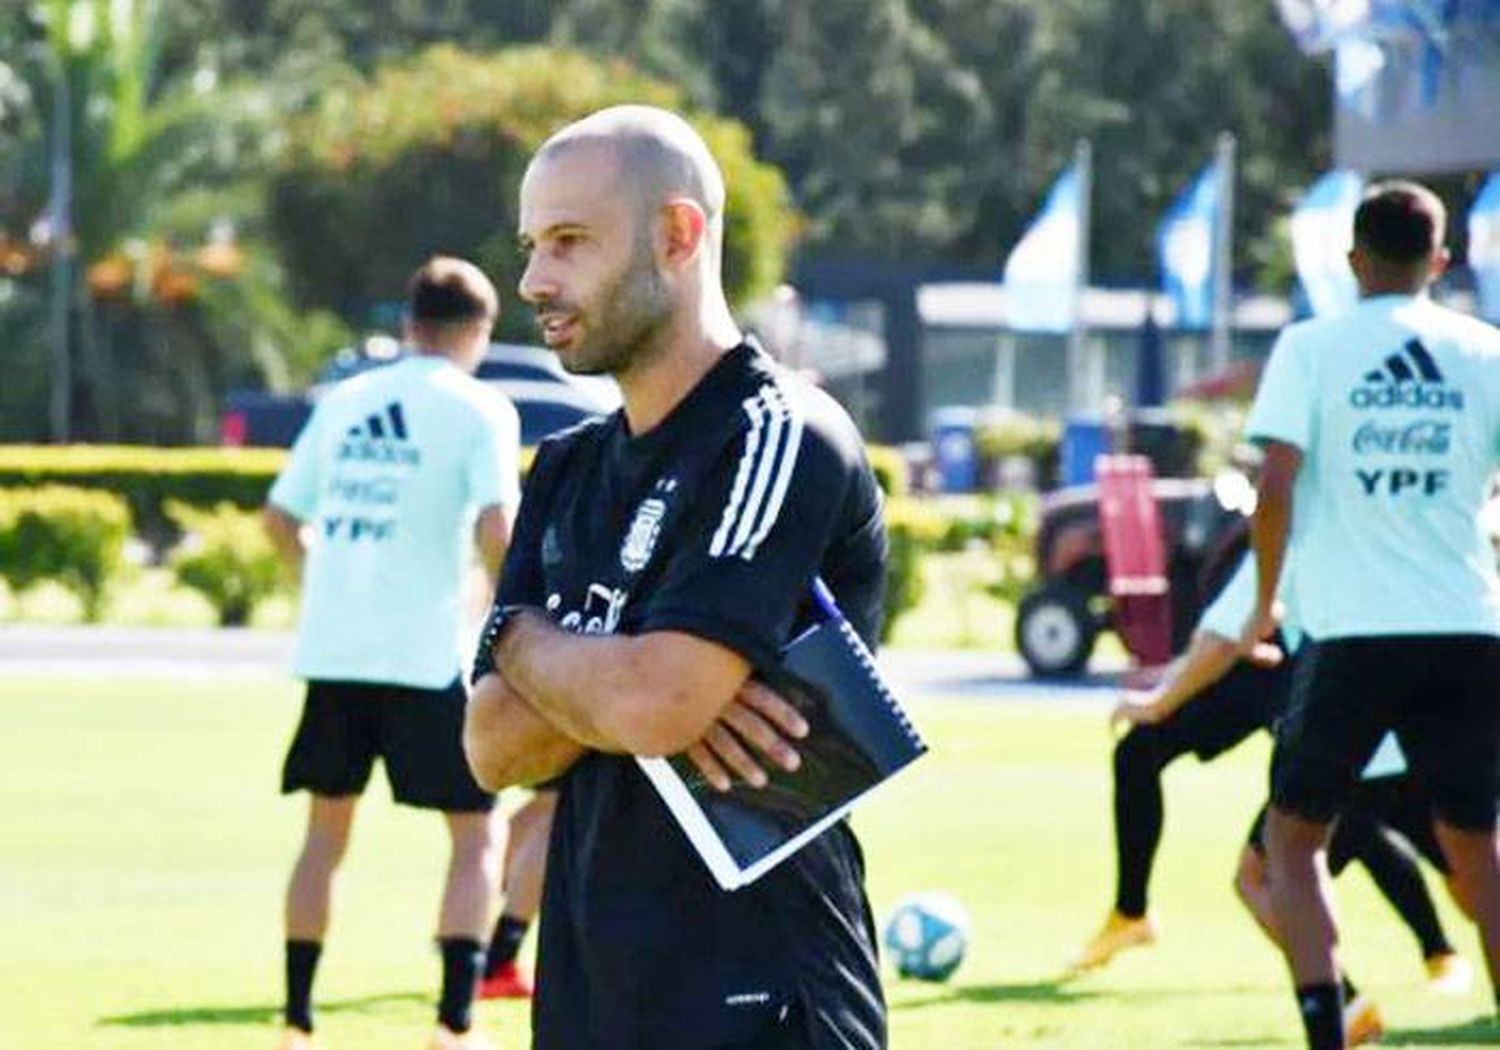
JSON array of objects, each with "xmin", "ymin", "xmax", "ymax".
[
  {"xmin": 0, "ymin": 445, "xmax": 286, "ymax": 546},
  {"xmin": 167, "ymin": 501, "xmax": 287, "ymax": 626},
  {"xmin": 0, "ymin": 485, "xmax": 132, "ymax": 621}
]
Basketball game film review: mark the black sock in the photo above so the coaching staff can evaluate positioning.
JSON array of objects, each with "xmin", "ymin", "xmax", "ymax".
[
  {"xmin": 1294, "ymin": 982, "xmax": 1344, "ymax": 1050},
  {"xmin": 284, "ymin": 940, "xmax": 322, "ymax": 1033},
  {"xmin": 485, "ymin": 914, "xmax": 530, "ymax": 976},
  {"xmin": 1339, "ymin": 972, "xmax": 1358, "ymax": 1002},
  {"xmin": 438, "ymin": 937, "xmax": 484, "ymax": 1034}
]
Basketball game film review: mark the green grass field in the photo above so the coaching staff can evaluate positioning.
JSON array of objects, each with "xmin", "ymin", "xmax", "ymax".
[{"xmin": 3, "ymin": 676, "xmax": 1496, "ymax": 1049}]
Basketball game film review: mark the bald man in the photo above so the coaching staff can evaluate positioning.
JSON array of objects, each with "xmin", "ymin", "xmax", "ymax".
[{"xmin": 464, "ymin": 106, "xmax": 889, "ymax": 1048}]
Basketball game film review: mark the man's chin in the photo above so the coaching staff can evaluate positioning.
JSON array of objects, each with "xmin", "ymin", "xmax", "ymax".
[{"xmin": 555, "ymin": 342, "xmax": 612, "ymax": 375}]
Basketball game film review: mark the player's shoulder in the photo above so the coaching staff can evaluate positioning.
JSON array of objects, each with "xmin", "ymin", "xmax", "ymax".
[
  {"xmin": 1274, "ymin": 314, "xmax": 1343, "ymax": 353},
  {"xmin": 530, "ymin": 412, "xmax": 616, "ymax": 469},
  {"xmin": 731, "ymin": 345, "xmax": 867, "ymax": 469},
  {"xmin": 432, "ymin": 367, "xmax": 520, "ymax": 429},
  {"xmin": 1422, "ymin": 301, "xmax": 1500, "ymax": 357}
]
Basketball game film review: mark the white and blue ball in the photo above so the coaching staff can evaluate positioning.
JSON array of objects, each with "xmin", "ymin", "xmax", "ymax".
[{"xmin": 882, "ymin": 892, "xmax": 969, "ymax": 982}]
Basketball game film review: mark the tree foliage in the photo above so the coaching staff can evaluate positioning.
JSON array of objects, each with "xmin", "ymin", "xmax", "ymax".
[{"xmin": 267, "ymin": 45, "xmax": 794, "ymax": 338}]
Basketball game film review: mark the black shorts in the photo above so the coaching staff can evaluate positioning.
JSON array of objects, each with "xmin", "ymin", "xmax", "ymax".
[
  {"xmin": 1270, "ymin": 635, "xmax": 1500, "ymax": 832},
  {"xmin": 1141, "ymin": 651, "xmax": 1292, "ymax": 762},
  {"xmin": 281, "ymin": 678, "xmax": 494, "ymax": 813},
  {"xmin": 1246, "ymin": 776, "xmax": 1448, "ymax": 876}
]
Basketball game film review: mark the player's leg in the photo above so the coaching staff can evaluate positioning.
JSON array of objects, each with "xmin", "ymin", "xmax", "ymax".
[
  {"xmin": 279, "ymin": 682, "xmax": 378, "ymax": 1045},
  {"xmin": 1067, "ymin": 723, "xmax": 1182, "ymax": 970},
  {"xmin": 1235, "ymin": 825, "xmax": 1384, "ymax": 1047},
  {"xmin": 435, "ymin": 810, "xmax": 500, "ymax": 1042},
  {"xmin": 282, "ymin": 795, "xmax": 357, "ymax": 1045},
  {"xmin": 1266, "ymin": 639, "xmax": 1390, "ymax": 1050},
  {"xmin": 1234, "ymin": 812, "xmax": 1280, "ymax": 941},
  {"xmin": 1333, "ymin": 797, "xmax": 1460, "ymax": 979},
  {"xmin": 1403, "ymin": 636, "xmax": 1500, "ymax": 1016},
  {"xmin": 1073, "ymin": 663, "xmax": 1280, "ymax": 971},
  {"xmin": 380, "ymin": 679, "xmax": 499, "ymax": 1047},
  {"xmin": 480, "ymin": 789, "xmax": 556, "ymax": 999}
]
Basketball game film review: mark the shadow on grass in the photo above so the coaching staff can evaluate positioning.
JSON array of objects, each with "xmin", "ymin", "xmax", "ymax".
[
  {"xmin": 892, "ymin": 978, "xmax": 1101, "ymax": 1012},
  {"xmin": 1384, "ymin": 1017, "xmax": 1500, "ymax": 1046},
  {"xmin": 99, "ymin": 990, "xmax": 428, "ymax": 1029}
]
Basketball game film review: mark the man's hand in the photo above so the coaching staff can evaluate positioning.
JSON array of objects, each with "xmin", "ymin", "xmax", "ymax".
[
  {"xmin": 683, "ymin": 679, "xmax": 809, "ymax": 792},
  {"xmin": 1240, "ymin": 601, "xmax": 1285, "ymax": 667},
  {"xmin": 1110, "ymin": 690, "xmax": 1168, "ymax": 732}
]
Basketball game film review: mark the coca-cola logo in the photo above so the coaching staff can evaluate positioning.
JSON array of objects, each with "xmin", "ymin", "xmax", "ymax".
[{"xmin": 1351, "ymin": 420, "xmax": 1452, "ymax": 455}]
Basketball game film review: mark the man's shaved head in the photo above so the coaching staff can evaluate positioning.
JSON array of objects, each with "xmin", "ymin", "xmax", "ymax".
[{"xmin": 532, "ymin": 105, "xmax": 726, "ymax": 235}]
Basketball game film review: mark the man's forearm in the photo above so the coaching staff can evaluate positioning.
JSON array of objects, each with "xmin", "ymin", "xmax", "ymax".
[
  {"xmin": 1250, "ymin": 484, "xmax": 1291, "ymax": 613},
  {"xmin": 1152, "ymin": 632, "xmax": 1243, "ymax": 716},
  {"xmin": 494, "ymin": 610, "xmax": 746, "ymax": 757},
  {"xmin": 1250, "ymin": 442, "xmax": 1301, "ymax": 615},
  {"xmin": 262, "ymin": 505, "xmax": 306, "ymax": 576},
  {"xmin": 464, "ymin": 672, "xmax": 585, "ymax": 790}
]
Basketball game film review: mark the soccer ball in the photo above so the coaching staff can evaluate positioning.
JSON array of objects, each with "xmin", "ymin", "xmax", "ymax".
[{"xmin": 882, "ymin": 892, "xmax": 969, "ymax": 982}]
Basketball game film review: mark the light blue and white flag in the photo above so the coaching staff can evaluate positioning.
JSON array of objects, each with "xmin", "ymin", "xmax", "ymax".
[
  {"xmin": 1291, "ymin": 171, "xmax": 1364, "ymax": 317},
  {"xmin": 1004, "ymin": 166, "xmax": 1084, "ymax": 333},
  {"xmin": 1156, "ymin": 162, "xmax": 1222, "ymax": 330},
  {"xmin": 1469, "ymin": 173, "xmax": 1500, "ymax": 323}
]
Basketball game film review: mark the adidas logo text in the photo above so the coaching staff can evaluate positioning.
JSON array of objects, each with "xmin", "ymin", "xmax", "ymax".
[{"xmin": 1350, "ymin": 339, "xmax": 1464, "ymax": 411}]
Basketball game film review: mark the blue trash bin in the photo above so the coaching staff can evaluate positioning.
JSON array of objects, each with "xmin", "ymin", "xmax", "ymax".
[
  {"xmin": 1060, "ymin": 417, "xmax": 1109, "ymax": 487},
  {"xmin": 931, "ymin": 407, "xmax": 980, "ymax": 493}
]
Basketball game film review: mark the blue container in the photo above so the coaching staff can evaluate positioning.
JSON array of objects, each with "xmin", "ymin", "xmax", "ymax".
[
  {"xmin": 1060, "ymin": 417, "xmax": 1110, "ymax": 487},
  {"xmin": 931, "ymin": 407, "xmax": 980, "ymax": 493}
]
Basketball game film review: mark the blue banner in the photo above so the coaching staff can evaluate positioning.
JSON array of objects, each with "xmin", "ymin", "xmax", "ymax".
[
  {"xmin": 1291, "ymin": 171, "xmax": 1364, "ymax": 317},
  {"xmin": 1003, "ymin": 167, "xmax": 1083, "ymax": 333},
  {"xmin": 1471, "ymin": 173, "xmax": 1500, "ymax": 322},
  {"xmin": 1156, "ymin": 162, "xmax": 1221, "ymax": 330}
]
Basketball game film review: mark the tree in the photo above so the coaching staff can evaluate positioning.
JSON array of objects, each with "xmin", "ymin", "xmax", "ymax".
[
  {"xmin": 758, "ymin": 0, "xmax": 990, "ymax": 261},
  {"xmin": 0, "ymin": 0, "xmax": 347, "ymax": 442},
  {"xmin": 268, "ymin": 45, "xmax": 794, "ymax": 340}
]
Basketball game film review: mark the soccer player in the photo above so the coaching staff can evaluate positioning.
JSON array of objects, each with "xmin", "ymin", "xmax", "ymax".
[
  {"xmin": 1070, "ymin": 537, "xmax": 1295, "ymax": 972},
  {"xmin": 463, "ymin": 105, "xmax": 889, "ymax": 1048},
  {"xmin": 1071, "ymin": 543, "xmax": 1467, "ymax": 1042},
  {"xmin": 1243, "ymin": 181, "xmax": 1500, "ymax": 1050},
  {"xmin": 264, "ymin": 257, "xmax": 522, "ymax": 1050}
]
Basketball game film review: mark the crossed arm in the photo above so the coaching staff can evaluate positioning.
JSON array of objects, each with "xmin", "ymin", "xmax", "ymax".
[{"xmin": 463, "ymin": 610, "xmax": 806, "ymax": 792}]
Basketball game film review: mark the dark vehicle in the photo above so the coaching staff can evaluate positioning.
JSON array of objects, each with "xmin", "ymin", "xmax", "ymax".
[
  {"xmin": 1014, "ymin": 471, "xmax": 1252, "ymax": 678},
  {"xmin": 221, "ymin": 341, "xmax": 619, "ymax": 448}
]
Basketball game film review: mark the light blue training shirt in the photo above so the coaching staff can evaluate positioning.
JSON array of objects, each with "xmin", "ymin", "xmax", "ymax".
[
  {"xmin": 269, "ymin": 355, "xmax": 522, "ymax": 687},
  {"xmin": 1196, "ymin": 551, "xmax": 1304, "ymax": 654},
  {"xmin": 1246, "ymin": 294, "xmax": 1500, "ymax": 639}
]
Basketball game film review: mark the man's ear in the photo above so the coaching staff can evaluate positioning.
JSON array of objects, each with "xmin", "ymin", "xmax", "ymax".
[
  {"xmin": 1429, "ymin": 245, "xmax": 1451, "ymax": 282},
  {"xmin": 660, "ymin": 198, "xmax": 708, "ymax": 267}
]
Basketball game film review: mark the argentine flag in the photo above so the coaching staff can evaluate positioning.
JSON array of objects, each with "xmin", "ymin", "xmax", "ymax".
[
  {"xmin": 1004, "ymin": 166, "xmax": 1084, "ymax": 333},
  {"xmin": 1291, "ymin": 171, "xmax": 1364, "ymax": 317},
  {"xmin": 1156, "ymin": 162, "xmax": 1222, "ymax": 330},
  {"xmin": 1469, "ymin": 173, "xmax": 1500, "ymax": 323}
]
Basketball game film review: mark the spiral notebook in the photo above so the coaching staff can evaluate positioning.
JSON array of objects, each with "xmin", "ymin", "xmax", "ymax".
[{"xmin": 636, "ymin": 579, "xmax": 927, "ymax": 891}]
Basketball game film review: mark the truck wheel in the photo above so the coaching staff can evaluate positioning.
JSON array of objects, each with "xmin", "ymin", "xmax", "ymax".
[{"xmin": 1016, "ymin": 582, "xmax": 1098, "ymax": 678}]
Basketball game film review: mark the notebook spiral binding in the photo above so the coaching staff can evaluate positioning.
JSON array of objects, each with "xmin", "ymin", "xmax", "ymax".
[{"xmin": 830, "ymin": 606, "xmax": 926, "ymax": 751}]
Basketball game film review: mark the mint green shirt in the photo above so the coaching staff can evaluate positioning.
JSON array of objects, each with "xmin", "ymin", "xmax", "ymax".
[
  {"xmin": 270, "ymin": 356, "xmax": 521, "ymax": 687},
  {"xmin": 1246, "ymin": 295, "xmax": 1500, "ymax": 639},
  {"xmin": 1197, "ymin": 552, "xmax": 1303, "ymax": 653}
]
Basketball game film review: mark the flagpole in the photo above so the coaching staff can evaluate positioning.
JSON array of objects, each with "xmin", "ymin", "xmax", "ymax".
[
  {"xmin": 1210, "ymin": 132, "xmax": 1236, "ymax": 375},
  {"xmin": 1068, "ymin": 138, "xmax": 1093, "ymax": 412}
]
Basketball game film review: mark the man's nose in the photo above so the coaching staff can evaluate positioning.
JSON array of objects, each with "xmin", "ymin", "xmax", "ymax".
[{"xmin": 519, "ymin": 257, "xmax": 554, "ymax": 305}]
